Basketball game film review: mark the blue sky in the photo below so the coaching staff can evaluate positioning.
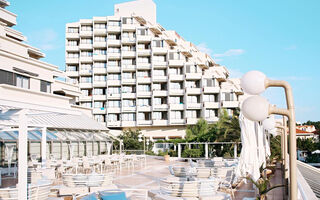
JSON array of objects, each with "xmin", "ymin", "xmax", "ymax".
[{"xmin": 9, "ymin": 0, "xmax": 320, "ymax": 122}]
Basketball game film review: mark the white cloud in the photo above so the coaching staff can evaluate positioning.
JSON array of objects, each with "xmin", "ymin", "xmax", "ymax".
[
  {"xmin": 28, "ymin": 29, "xmax": 60, "ymax": 51},
  {"xmin": 284, "ymin": 45, "xmax": 297, "ymax": 50},
  {"xmin": 196, "ymin": 43, "xmax": 213, "ymax": 55},
  {"xmin": 213, "ymin": 49, "xmax": 245, "ymax": 58},
  {"xmin": 228, "ymin": 68, "xmax": 244, "ymax": 78}
]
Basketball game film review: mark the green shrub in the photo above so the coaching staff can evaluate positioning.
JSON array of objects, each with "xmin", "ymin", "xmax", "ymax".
[
  {"xmin": 182, "ymin": 149, "xmax": 202, "ymax": 158},
  {"xmin": 145, "ymin": 150, "xmax": 155, "ymax": 155},
  {"xmin": 168, "ymin": 149, "xmax": 177, "ymax": 157}
]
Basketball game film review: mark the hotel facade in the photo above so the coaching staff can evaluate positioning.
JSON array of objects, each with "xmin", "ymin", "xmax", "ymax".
[{"xmin": 65, "ymin": 0, "xmax": 243, "ymax": 139}]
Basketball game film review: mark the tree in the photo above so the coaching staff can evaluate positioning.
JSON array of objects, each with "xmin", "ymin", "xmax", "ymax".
[
  {"xmin": 118, "ymin": 129, "xmax": 143, "ymax": 150},
  {"xmin": 185, "ymin": 118, "xmax": 209, "ymax": 141}
]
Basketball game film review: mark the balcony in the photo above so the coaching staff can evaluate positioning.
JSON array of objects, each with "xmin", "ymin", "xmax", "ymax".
[
  {"xmin": 121, "ymin": 106, "xmax": 136, "ymax": 112},
  {"xmin": 93, "ymin": 55, "xmax": 107, "ymax": 61},
  {"xmin": 79, "ymin": 43, "xmax": 93, "ymax": 50},
  {"xmin": 169, "ymin": 119, "xmax": 185, "ymax": 125},
  {"xmin": 222, "ymin": 101, "xmax": 239, "ymax": 108},
  {"xmin": 66, "ymin": 46, "xmax": 79, "ymax": 51},
  {"xmin": 107, "ymin": 66, "xmax": 121, "ymax": 73},
  {"xmin": 137, "ymin": 91, "xmax": 152, "ymax": 97},
  {"xmin": 93, "ymin": 81, "xmax": 107, "ymax": 87},
  {"xmin": 121, "ymin": 121, "xmax": 136, "ymax": 127},
  {"xmin": 93, "ymin": 42, "xmax": 107, "ymax": 48},
  {"xmin": 108, "ymin": 52, "xmax": 121, "ymax": 59},
  {"xmin": 79, "ymin": 70, "xmax": 92, "ymax": 76},
  {"xmin": 153, "ymin": 61, "xmax": 167, "ymax": 68},
  {"xmin": 203, "ymin": 86, "xmax": 220, "ymax": 94},
  {"xmin": 185, "ymin": 73, "xmax": 202, "ymax": 80},
  {"xmin": 186, "ymin": 103, "xmax": 201, "ymax": 109},
  {"xmin": 169, "ymin": 89, "xmax": 184, "ymax": 96},
  {"xmin": 152, "ymin": 47, "xmax": 167, "ymax": 54},
  {"xmin": 168, "ymin": 60, "xmax": 184, "ymax": 66},
  {"xmin": 153, "ymin": 104, "xmax": 168, "ymax": 111},
  {"xmin": 66, "ymin": 58, "xmax": 79, "ymax": 64},
  {"xmin": 153, "ymin": 90, "xmax": 168, "ymax": 97},
  {"xmin": 122, "ymin": 24, "xmax": 136, "ymax": 31},
  {"xmin": 80, "ymin": 56, "xmax": 93, "ymax": 62},
  {"xmin": 107, "ymin": 107, "xmax": 121, "ymax": 113},
  {"xmin": 107, "ymin": 80, "xmax": 121, "ymax": 86},
  {"xmin": 107, "ymin": 26, "xmax": 121, "ymax": 33},
  {"xmin": 169, "ymin": 74, "xmax": 184, "ymax": 81},
  {"xmin": 136, "ymin": 35, "xmax": 152, "ymax": 42},
  {"xmin": 137, "ymin": 120, "xmax": 152, "ymax": 126},
  {"xmin": 121, "ymin": 37, "xmax": 136, "ymax": 44},
  {"xmin": 66, "ymin": 32, "xmax": 79, "ymax": 39},
  {"xmin": 186, "ymin": 118, "xmax": 198, "ymax": 125},
  {"xmin": 79, "ymin": 96, "xmax": 92, "ymax": 101},
  {"xmin": 136, "ymin": 63, "xmax": 152, "ymax": 70},
  {"xmin": 205, "ymin": 117, "xmax": 219, "ymax": 123},
  {"xmin": 93, "ymin": 108, "xmax": 107, "ymax": 114},
  {"xmin": 153, "ymin": 120, "xmax": 168, "ymax": 126},
  {"xmin": 66, "ymin": 71, "xmax": 78, "ymax": 77},
  {"xmin": 185, "ymin": 88, "xmax": 201, "ymax": 95},
  {"xmin": 137, "ymin": 77, "xmax": 151, "ymax": 84},
  {"xmin": 152, "ymin": 76, "xmax": 167, "ymax": 82},
  {"xmin": 107, "ymin": 93, "xmax": 121, "ymax": 99},
  {"xmin": 79, "ymin": 31, "xmax": 92, "ymax": 37},
  {"xmin": 92, "ymin": 68, "xmax": 107, "ymax": 74},
  {"xmin": 93, "ymin": 29, "xmax": 107, "ymax": 35},
  {"xmin": 169, "ymin": 103, "xmax": 184, "ymax": 110},
  {"xmin": 137, "ymin": 49, "xmax": 151, "ymax": 56},
  {"xmin": 79, "ymin": 82, "xmax": 92, "ymax": 88},
  {"xmin": 122, "ymin": 65, "xmax": 136, "ymax": 71},
  {"xmin": 203, "ymin": 102, "xmax": 220, "ymax": 109},
  {"xmin": 107, "ymin": 39, "xmax": 121, "ymax": 46},
  {"xmin": 137, "ymin": 106, "xmax": 152, "ymax": 112},
  {"xmin": 92, "ymin": 95, "xmax": 107, "ymax": 101},
  {"xmin": 121, "ymin": 93, "xmax": 136, "ymax": 99},
  {"xmin": 107, "ymin": 121, "xmax": 121, "ymax": 127},
  {"xmin": 122, "ymin": 51, "xmax": 136, "ymax": 58},
  {"xmin": 121, "ymin": 79, "xmax": 136, "ymax": 85}
]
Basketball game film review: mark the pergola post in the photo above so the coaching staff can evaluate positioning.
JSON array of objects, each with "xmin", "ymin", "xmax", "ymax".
[
  {"xmin": 205, "ymin": 143, "xmax": 208, "ymax": 159},
  {"xmin": 178, "ymin": 144, "xmax": 181, "ymax": 158},
  {"xmin": 41, "ymin": 127, "xmax": 47, "ymax": 168},
  {"xmin": 234, "ymin": 143, "xmax": 237, "ymax": 159},
  {"xmin": 18, "ymin": 110, "xmax": 28, "ymax": 200}
]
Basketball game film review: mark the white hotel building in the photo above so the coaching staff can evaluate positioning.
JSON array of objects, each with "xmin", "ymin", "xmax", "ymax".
[{"xmin": 65, "ymin": 0, "xmax": 243, "ymax": 139}]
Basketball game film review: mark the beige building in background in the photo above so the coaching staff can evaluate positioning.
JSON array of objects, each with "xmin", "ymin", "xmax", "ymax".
[{"xmin": 65, "ymin": 0, "xmax": 243, "ymax": 139}]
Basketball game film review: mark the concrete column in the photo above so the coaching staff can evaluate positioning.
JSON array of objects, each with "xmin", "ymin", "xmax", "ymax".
[
  {"xmin": 178, "ymin": 144, "xmax": 181, "ymax": 158},
  {"xmin": 205, "ymin": 143, "xmax": 208, "ymax": 159},
  {"xmin": 41, "ymin": 127, "xmax": 47, "ymax": 168},
  {"xmin": 234, "ymin": 143, "xmax": 237, "ymax": 159},
  {"xmin": 18, "ymin": 110, "xmax": 28, "ymax": 200}
]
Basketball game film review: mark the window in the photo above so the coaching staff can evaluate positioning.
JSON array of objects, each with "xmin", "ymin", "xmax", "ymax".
[
  {"xmin": 94, "ymin": 75, "xmax": 106, "ymax": 82},
  {"xmin": 122, "ymin": 72, "xmax": 136, "ymax": 79},
  {"xmin": 68, "ymin": 27, "xmax": 79, "ymax": 33},
  {"xmin": 108, "ymin": 47, "xmax": 120, "ymax": 53},
  {"xmin": 122, "ymin": 99, "xmax": 136, "ymax": 107},
  {"xmin": 94, "ymin": 101, "xmax": 105, "ymax": 108},
  {"xmin": 137, "ymin": 98, "xmax": 151, "ymax": 106},
  {"xmin": 108, "ymin": 21, "xmax": 121, "ymax": 26},
  {"xmin": 153, "ymin": 111, "xmax": 167, "ymax": 120},
  {"xmin": 108, "ymin": 60, "xmax": 120, "ymax": 66},
  {"xmin": 185, "ymin": 81, "xmax": 199, "ymax": 88},
  {"xmin": 81, "ymin": 51, "xmax": 93, "ymax": 57},
  {"xmin": 81, "ymin": 76, "xmax": 92, "ymax": 83},
  {"xmin": 170, "ymin": 82, "xmax": 182, "ymax": 89},
  {"xmin": 137, "ymin": 57, "xmax": 150, "ymax": 63},
  {"xmin": 153, "ymin": 55, "xmax": 166, "ymax": 62},
  {"xmin": 40, "ymin": 80, "xmax": 51, "ymax": 93},
  {"xmin": 154, "ymin": 97, "xmax": 167, "ymax": 105},
  {"xmin": 94, "ymin": 36, "xmax": 107, "ymax": 42},
  {"xmin": 108, "ymin": 34, "xmax": 120, "ymax": 40},
  {"xmin": 171, "ymin": 111, "xmax": 183, "ymax": 119},
  {"xmin": 108, "ymin": 87, "xmax": 120, "ymax": 94},
  {"xmin": 67, "ymin": 40, "xmax": 78, "ymax": 46},
  {"xmin": 67, "ymin": 65, "xmax": 78, "ymax": 71},
  {"xmin": 187, "ymin": 95, "xmax": 200, "ymax": 103},
  {"xmin": 68, "ymin": 52, "xmax": 79, "ymax": 58},
  {"xmin": 69, "ymin": 78, "xmax": 78, "ymax": 84},
  {"xmin": 137, "ymin": 29, "xmax": 148, "ymax": 36},
  {"xmin": 94, "ymin": 62, "xmax": 106, "ymax": 68},
  {"xmin": 169, "ymin": 52, "xmax": 185, "ymax": 60},
  {"xmin": 122, "ymin": 86, "xmax": 135, "ymax": 93},
  {"xmin": 137, "ymin": 70, "xmax": 150, "ymax": 77},
  {"xmin": 108, "ymin": 114, "xmax": 120, "ymax": 122},
  {"xmin": 94, "ymin": 23, "xmax": 106, "ymax": 29},
  {"xmin": 108, "ymin": 101, "xmax": 120, "ymax": 108},
  {"xmin": 205, "ymin": 109, "xmax": 218, "ymax": 118},
  {"xmin": 153, "ymin": 83, "xmax": 166, "ymax": 90},
  {"xmin": 94, "ymin": 115, "xmax": 105, "ymax": 122},
  {"xmin": 152, "ymin": 40, "xmax": 163, "ymax": 47},
  {"xmin": 16, "ymin": 75, "xmax": 29, "ymax": 89},
  {"xmin": 224, "ymin": 92, "xmax": 234, "ymax": 101},
  {"xmin": 122, "ymin": 17, "xmax": 133, "ymax": 24},
  {"xmin": 94, "ymin": 49, "xmax": 106, "ymax": 55},
  {"xmin": 203, "ymin": 95, "xmax": 216, "ymax": 102},
  {"xmin": 138, "ymin": 112, "xmax": 151, "ymax": 120},
  {"xmin": 169, "ymin": 67, "xmax": 182, "ymax": 75},
  {"xmin": 80, "ymin": 64, "xmax": 92, "ymax": 70},
  {"xmin": 186, "ymin": 110, "xmax": 200, "ymax": 118},
  {"xmin": 205, "ymin": 78, "xmax": 215, "ymax": 87},
  {"xmin": 108, "ymin": 73, "xmax": 120, "ymax": 80},
  {"xmin": 93, "ymin": 88, "xmax": 104, "ymax": 95},
  {"xmin": 122, "ymin": 113, "xmax": 136, "ymax": 121},
  {"xmin": 122, "ymin": 32, "xmax": 135, "ymax": 39},
  {"xmin": 81, "ymin": 38, "xmax": 92, "ymax": 44},
  {"xmin": 169, "ymin": 96, "xmax": 183, "ymax": 104},
  {"xmin": 137, "ymin": 84, "xmax": 151, "ymax": 92},
  {"xmin": 81, "ymin": 25, "xmax": 92, "ymax": 31},
  {"xmin": 137, "ymin": 43, "xmax": 150, "ymax": 50},
  {"xmin": 122, "ymin": 45, "xmax": 136, "ymax": 51},
  {"xmin": 0, "ymin": 69, "xmax": 15, "ymax": 86},
  {"xmin": 81, "ymin": 102, "xmax": 92, "ymax": 108},
  {"xmin": 186, "ymin": 65, "xmax": 199, "ymax": 73},
  {"xmin": 153, "ymin": 69, "xmax": 166, "ymax": 76}
]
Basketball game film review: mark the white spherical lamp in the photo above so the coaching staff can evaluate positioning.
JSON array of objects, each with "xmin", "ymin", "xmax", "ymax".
[
  {"xmin": 242, "ymin": 96, "xmax": 270, "ymax": 121},
  {"xmin": 263, "ymin": 117, "xmax": 276, "ymax": 130},
  {"xmin": 241, "ymin": 71, "xmax": 267, "ymax": 95}
]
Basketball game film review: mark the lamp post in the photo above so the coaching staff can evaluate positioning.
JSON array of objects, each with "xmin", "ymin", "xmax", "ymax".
[
  {"xmin": 138, "ymin": 135, "xmax": 146, "ymax": 154},
  {"xmin": 241, "ymin": 71, "xmax": 297, "ymax": 200}
]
